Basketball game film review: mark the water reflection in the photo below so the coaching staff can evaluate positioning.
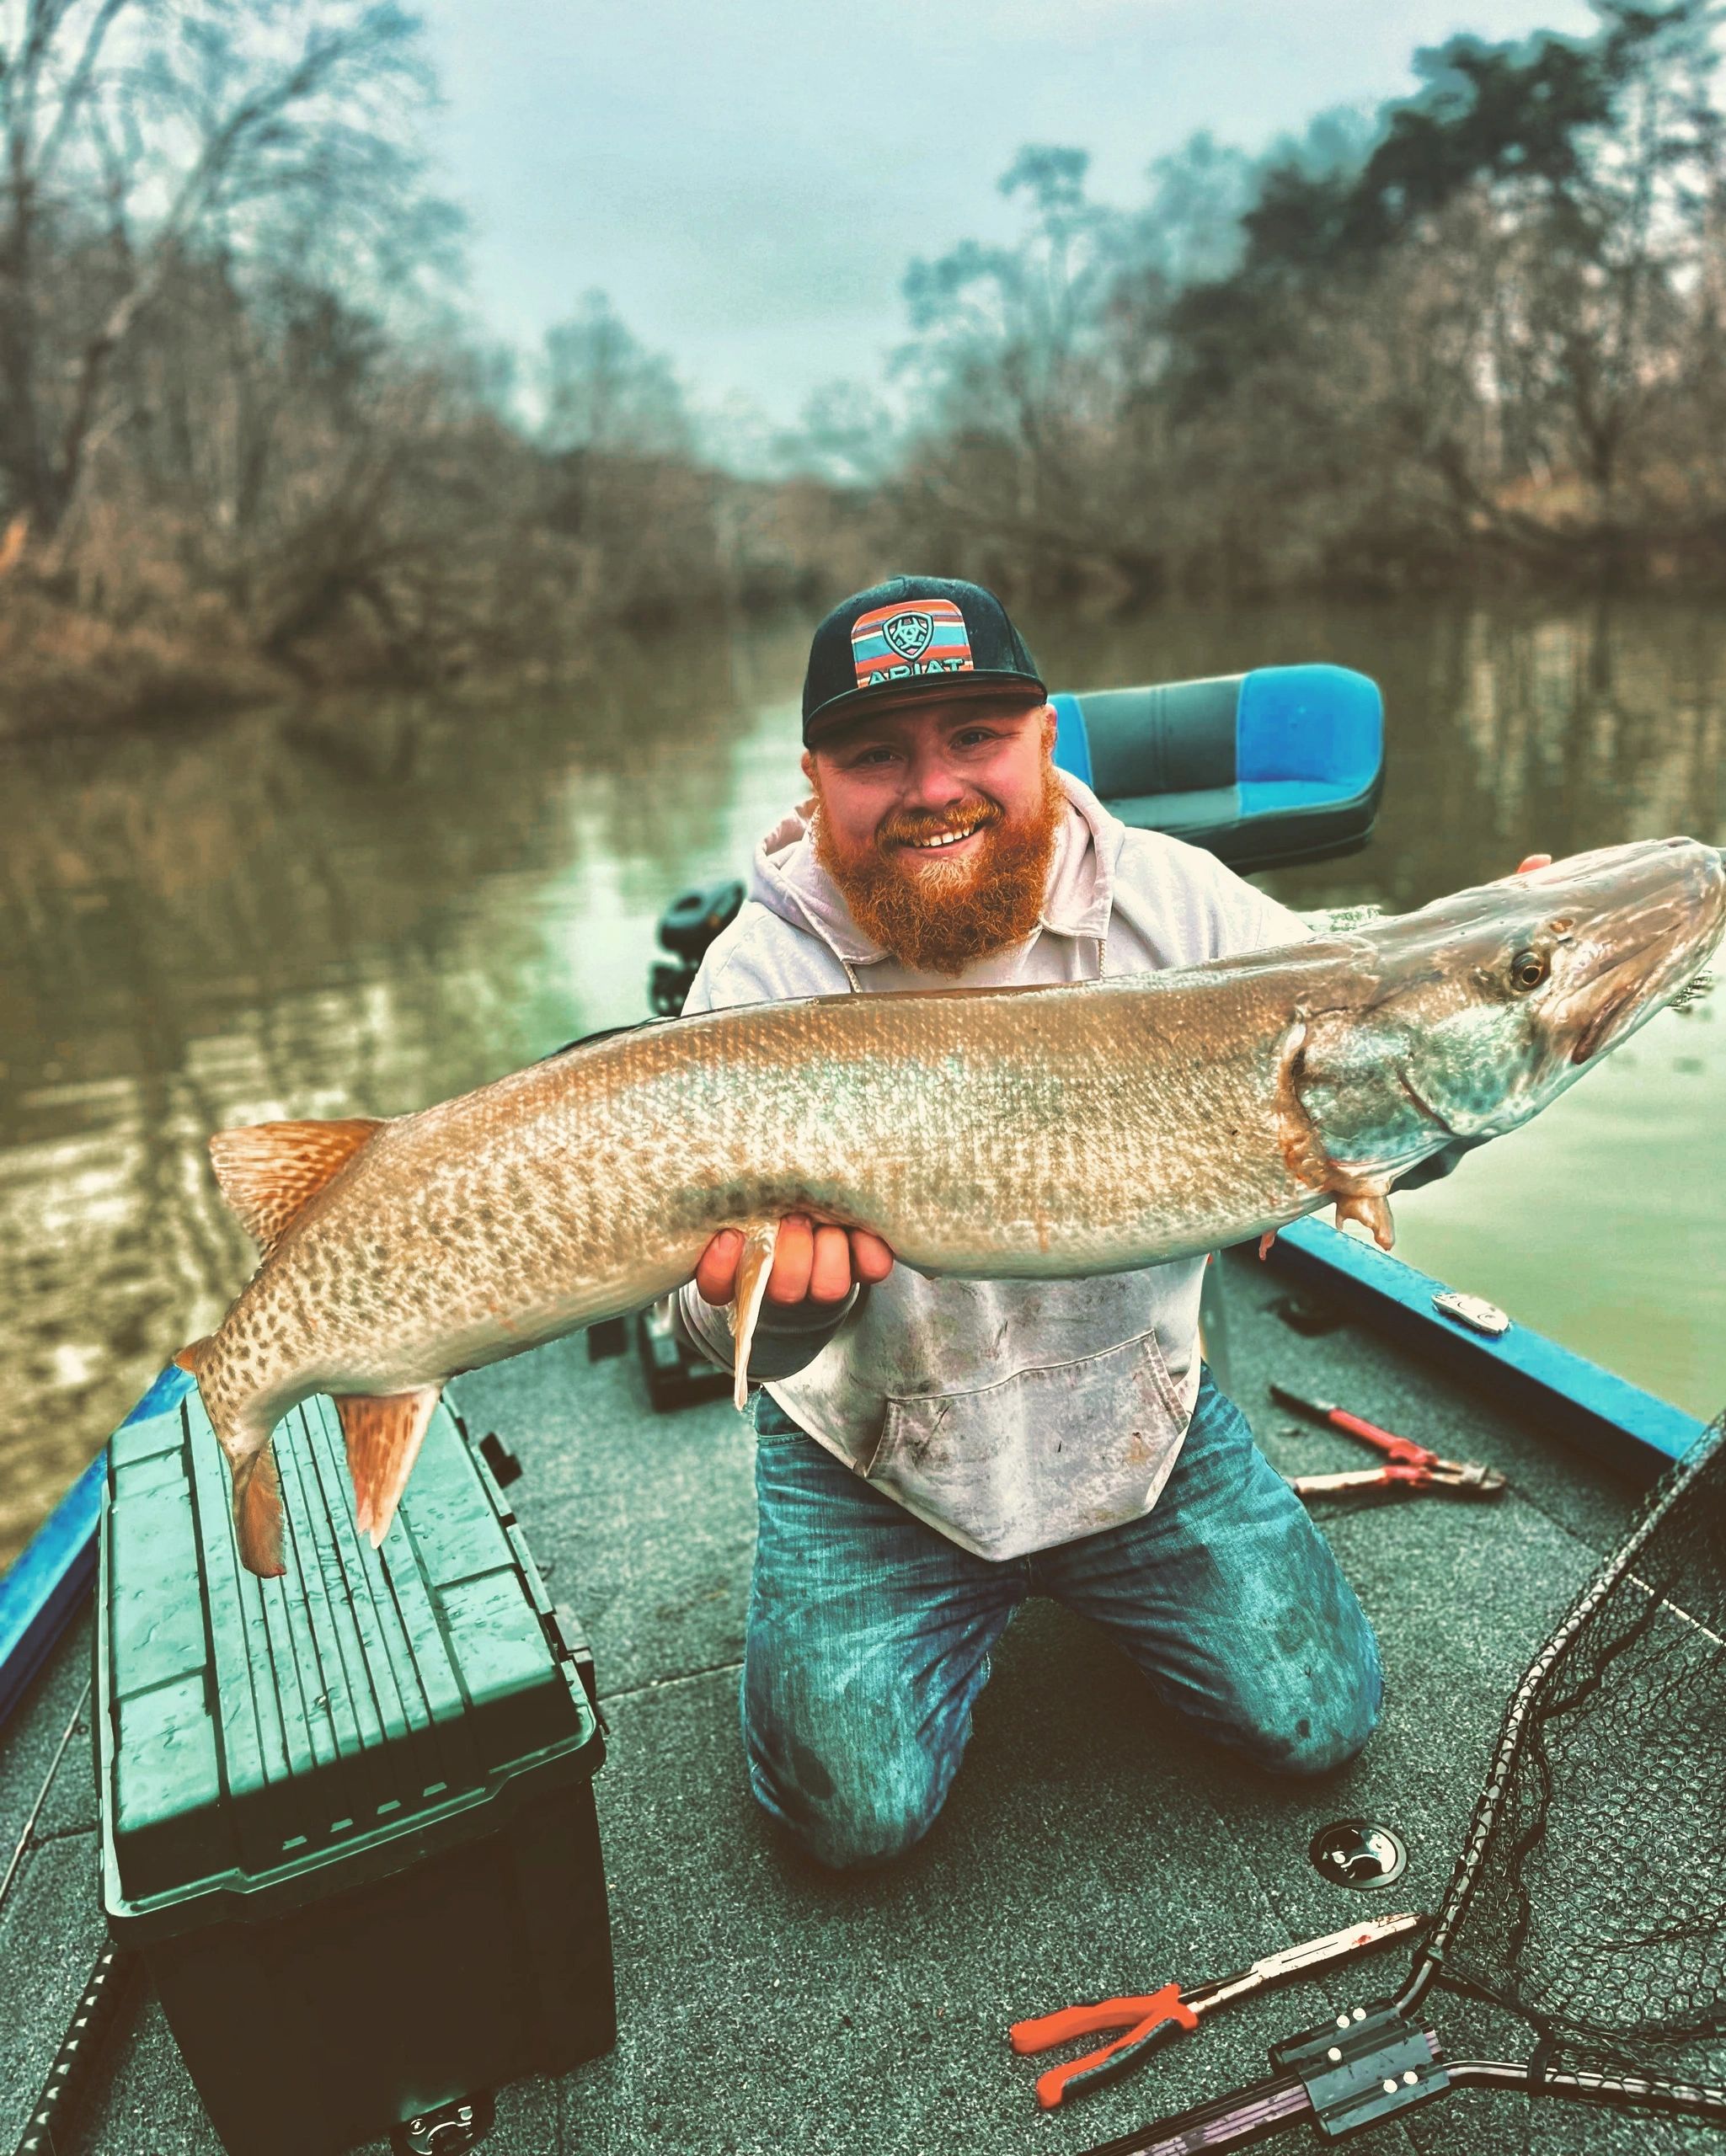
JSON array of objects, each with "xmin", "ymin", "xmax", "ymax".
[{"xmin": 2, "ymin": 600, "xmax": 1722, "ymax": 1562}]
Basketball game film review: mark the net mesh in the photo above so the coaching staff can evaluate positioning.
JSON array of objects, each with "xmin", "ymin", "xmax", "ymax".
[{"xmin": 1416, "ymin": 1413, "xmax": 1726, "ymax": 2152}]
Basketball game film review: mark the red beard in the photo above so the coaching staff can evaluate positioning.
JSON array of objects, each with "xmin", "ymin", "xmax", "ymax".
[{"xmin": 810, "ymin": 762, "xmax": 1067, "ymax": 976}]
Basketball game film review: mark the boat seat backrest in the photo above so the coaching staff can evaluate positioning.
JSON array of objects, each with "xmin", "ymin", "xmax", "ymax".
[{"xmin": 1077, "ymin": 679, "xmax": 1242, "ymax": 802}]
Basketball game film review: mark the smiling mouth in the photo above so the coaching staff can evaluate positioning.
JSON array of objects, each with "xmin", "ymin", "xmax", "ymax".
[{"xmin": 901, "ymin": 822, "xmax": 986, "ymax": 851}]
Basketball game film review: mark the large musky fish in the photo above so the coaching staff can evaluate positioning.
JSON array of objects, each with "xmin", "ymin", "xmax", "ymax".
[{"xmin": 176, "ymin": 837, "xmax": 1725, "ymax": 1577}]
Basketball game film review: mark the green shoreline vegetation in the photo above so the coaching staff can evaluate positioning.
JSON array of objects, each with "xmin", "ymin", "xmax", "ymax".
[{"xmin": 2, "ymin": 1, "xmax": 1723, "ymax": 738}]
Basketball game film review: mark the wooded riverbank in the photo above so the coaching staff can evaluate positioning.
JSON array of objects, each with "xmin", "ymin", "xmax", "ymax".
[{"xmin": 3, "ymin": 1, "xmax": 1723, "ymax": 738}]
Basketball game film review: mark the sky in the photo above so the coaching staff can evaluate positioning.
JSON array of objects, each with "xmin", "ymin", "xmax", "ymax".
[{"xmin": 420, "ymin": 0, "xmax": 1600, "ymax": 443}]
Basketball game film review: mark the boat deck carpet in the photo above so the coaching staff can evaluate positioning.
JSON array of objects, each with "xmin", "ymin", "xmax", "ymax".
[{"xmin": 2, "ymin": 1246, "xmax": 1713, "ymax": 2154}]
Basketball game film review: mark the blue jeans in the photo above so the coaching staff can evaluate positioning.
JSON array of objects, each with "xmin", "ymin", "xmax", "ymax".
[{"xmin": 742, "ymin": 1368, "xmax": 1383, "ymax": 1870}]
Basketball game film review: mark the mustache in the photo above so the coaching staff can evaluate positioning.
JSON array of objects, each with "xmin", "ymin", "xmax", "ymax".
[{"xmin": 876, "ymin": 798, "xmax": 1003, "ymax": 849}]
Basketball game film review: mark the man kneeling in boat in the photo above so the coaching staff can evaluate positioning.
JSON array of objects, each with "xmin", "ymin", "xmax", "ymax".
[{"xmin": 676, "ymin": 578, "xmax": 1449, "ymax": 1871}]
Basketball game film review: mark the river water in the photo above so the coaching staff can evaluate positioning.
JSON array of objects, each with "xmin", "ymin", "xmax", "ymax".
[{"xmin": 2, "ymin": 596, "xmax": 1722, "ymax": 1566}]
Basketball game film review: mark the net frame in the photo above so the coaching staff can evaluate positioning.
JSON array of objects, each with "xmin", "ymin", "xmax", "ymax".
[
  {"xmin": 1078, "ymin": 1412, "xmax": 1726, "ymax": 2156},
  {"xmin": 1396, "ymin": 1415, "xmax": 1726, "ymax": 2070}
]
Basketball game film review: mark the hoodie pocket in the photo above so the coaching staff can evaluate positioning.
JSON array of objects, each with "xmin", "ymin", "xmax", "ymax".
[{"xmin": 866, "ymin": 1326, "xmax": 1190, "ymax": 1557}]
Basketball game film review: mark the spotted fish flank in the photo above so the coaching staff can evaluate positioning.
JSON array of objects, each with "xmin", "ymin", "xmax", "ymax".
[{"xmin": 175, "ymin": 840, "xmax": 1726, "ymax": 1577}]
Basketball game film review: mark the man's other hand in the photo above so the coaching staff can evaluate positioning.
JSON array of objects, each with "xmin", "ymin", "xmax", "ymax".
[{"xmin": 695, "ymin": 1216, "xmax": 895, "ymax": 1309}]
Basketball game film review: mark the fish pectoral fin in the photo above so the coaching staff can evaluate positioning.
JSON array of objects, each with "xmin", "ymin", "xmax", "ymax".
[
  {"xmin": 231, "ymin": 1438, "xmax": 287, "ymax": 1579},
  {"xmin": 729, "ymin": 1220, "xmax": 781, "ymax": 1413},
  {"xmin": 208, "ymin": 1117, "xmax": 387, "ymax": 1256},
  {"xmin": 334, "ymin": 1386, "xmax": 443, "ymax": 1550},
  {"xmin": 1332, "ymin": 1187, "xmax": 1396, "ymax": 1250},
  {"xmin": 174, "ymin": 1335, "xmax": 216, "ymax": 1375}
]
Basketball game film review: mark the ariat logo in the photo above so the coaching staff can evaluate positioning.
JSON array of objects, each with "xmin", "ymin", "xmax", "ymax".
[
  {"xmin": 852, "ymin": 598, "xmax": 974, "ymax": 691},
  {"xmin": 883, "ymin": 611, "xmax": 934, "ymax": 659}
]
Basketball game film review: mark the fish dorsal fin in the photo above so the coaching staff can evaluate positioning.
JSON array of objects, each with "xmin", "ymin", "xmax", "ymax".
[{"xmin": 207, "ymin": 1117, "xmax": 384, "ymax": 1254}]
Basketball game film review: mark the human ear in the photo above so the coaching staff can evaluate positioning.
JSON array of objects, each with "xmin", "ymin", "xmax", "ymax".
[{"xmin": 800, "ymin": 750, "xmax": 817, "ymax": 787}]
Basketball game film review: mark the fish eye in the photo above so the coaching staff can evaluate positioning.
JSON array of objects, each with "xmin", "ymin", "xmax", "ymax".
[{"xmin": 1510, "ymin": 949, "xmax": 1548, "ymax": 992}]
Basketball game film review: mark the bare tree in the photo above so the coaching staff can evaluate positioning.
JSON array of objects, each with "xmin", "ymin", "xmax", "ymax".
[
  {"xmin": 0, "ymin": 0, "xmax": 433, "ymax": 547},
  {"xmin": 541, "ymin": 291, "xmax": 692, "ymax": 458}
]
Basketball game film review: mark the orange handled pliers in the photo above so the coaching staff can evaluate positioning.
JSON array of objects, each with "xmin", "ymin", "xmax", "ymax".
[
  {"xmin": 1270, "ymin": 1383, "xmax": 1507, "ymax": 1499},
  {"xmin": 1008, "ymin": 1910, "xmax": 1424, "ymax": 2109}
]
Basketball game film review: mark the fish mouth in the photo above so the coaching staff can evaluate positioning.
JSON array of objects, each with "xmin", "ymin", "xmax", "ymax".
[
  {"xmin": 1561, "ymin": 892, "xmax": 1725, "ymax": 1063},
  {"xmin": 1539, "ymin": 841, "xmax": 1726, "ymax": 1066},
  {"xmin": 1568, "ymin": 980, "xmax": 1640, "ymax": 1065}
]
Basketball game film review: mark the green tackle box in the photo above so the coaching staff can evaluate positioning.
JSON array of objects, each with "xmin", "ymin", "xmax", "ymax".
[{"xmin": 96, "ymin": 1364, "xmax": 614, "ymax": 2156}]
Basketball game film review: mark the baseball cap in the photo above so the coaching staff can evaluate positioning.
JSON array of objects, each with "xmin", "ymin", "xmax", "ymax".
[{"xmin": 801, "ymin": 575, "xmax": 1046, "ymax": 744}]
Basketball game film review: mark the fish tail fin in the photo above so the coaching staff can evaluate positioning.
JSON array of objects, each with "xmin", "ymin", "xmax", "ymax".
[
  {"xmin": 181, "ymin": 1336, "xmax": 286, "ymax": 1579},
  {"xmin": 231, "ymin": 1438, "xmax": 287, "ymax": 1579},
  {"xmin": 334, "ymin": 1387, "xmax": 442, "ymax": 1550},
  {"xmin": 729, "ymin": 1220, "xmax": 781, "ymax": 1413}
]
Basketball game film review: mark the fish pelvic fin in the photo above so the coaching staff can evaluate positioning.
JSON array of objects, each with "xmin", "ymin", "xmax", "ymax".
[
  {"xmin": 232, "ymin": 1438, "xmax": 287, "ymax": 1578},
  {"xmin": 173, "ymin": 1335, "xmax": 216, "ymax": 1375},
  {"xmin": 334, "ymin": 1386, "xmax": 442, "ymax": 1550},
  {"xmin": 207, "ymin": 1117, "xmax": 386, "ymax": 1255},
  {"xmin": 1333, "ymin": 1188, "xmax": 1395, "ymax": 1250},
  {"xmin": 729, "ymin": 1220, "xmax": 781, "ymax": 1413}
]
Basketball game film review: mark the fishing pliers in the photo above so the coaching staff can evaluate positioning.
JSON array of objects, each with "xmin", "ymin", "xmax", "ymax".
[
  {"xmin": 1008, "ymin": 1910, "xmax": 1423, "ymax": 2109},
  {"xmin": 1270, "ymin": 1383, "xmax": 1507, "ymax": 1499}
]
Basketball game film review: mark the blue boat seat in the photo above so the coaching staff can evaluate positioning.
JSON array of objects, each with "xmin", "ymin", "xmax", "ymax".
[{"xmin": 1050, "ymin": 663, "xmax": 1384, "ymax": 872}]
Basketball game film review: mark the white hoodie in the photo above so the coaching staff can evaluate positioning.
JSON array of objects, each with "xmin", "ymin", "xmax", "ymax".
[{"xmin": 676, "ymin": 771, "xmax": 1310, "ymax": 1561}]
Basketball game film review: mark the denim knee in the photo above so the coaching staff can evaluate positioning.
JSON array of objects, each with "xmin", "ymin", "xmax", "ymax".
[
  {"xmin": 1233, "ymin": 1624, "xmax": 1384, "ymax": 1777},
  {"xmin": 746, "ymin": 1741, "xmax": 943, "ymax": 1870}
]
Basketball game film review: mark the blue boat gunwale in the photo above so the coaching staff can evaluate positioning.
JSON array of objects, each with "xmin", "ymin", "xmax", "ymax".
[
  {"xmin": 1261, "ymin": 1217, "xmax": 1705, "ymax": 1481},
  {"xmin": 3, "ymin": 1226, "xmax": 1705, "ymax": 1736}
]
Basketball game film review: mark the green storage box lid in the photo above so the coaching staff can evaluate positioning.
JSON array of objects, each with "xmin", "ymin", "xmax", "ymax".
[{"xmin": 99, "ymin": 1369, "xmax": 601, "ymax": 1942}]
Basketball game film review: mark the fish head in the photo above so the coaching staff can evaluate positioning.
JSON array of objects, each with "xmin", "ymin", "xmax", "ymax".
[{"xmin": 1295, "ymin": 838, "xmax": 1726, "ymax": 1177}]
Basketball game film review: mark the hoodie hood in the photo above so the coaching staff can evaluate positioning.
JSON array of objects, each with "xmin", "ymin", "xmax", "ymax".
[{"xmin": 748, "ymin": 768, "xmax": 1125, "ymax": 967}]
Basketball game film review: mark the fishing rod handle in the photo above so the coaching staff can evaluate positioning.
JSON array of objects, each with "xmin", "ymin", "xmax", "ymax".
[{"xmin": 1075, "ymin": 2068, "xmax": 1313, "ymax": 2156}]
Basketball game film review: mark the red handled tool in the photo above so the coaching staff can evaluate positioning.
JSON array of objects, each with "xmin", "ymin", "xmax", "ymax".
[
  {"xmin": 1008, "ymin": 1910, "xmax": 1424, "ymax": 2109},
  {"xmin": 1269, "ymin": 1382, "xmax": 1507, "ymax": 1499}
]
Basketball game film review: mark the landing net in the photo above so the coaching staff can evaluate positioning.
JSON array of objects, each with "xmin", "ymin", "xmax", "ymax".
[
  {"xmin": 1406, "ymin": 1410, "xmax": 1726, "ymax": 2150},
  {"xmin": 1082, "ymin": 1417, "xmax": 1726, "ymax": 2156}
]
